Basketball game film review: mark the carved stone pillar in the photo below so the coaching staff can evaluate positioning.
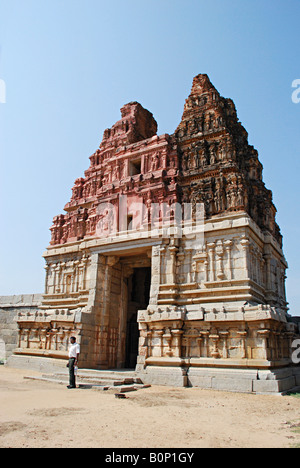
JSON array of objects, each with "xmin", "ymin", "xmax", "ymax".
[
  {"xmin": 237, "ymin": 330, "xmax": 248, "ymax": 359},
  {"xmin": 149, "ymin": 245, "xmax": 162, "ymax": 304},
  {"xmin": 196, "ymin": 336, "xmax": 203, "ymax": 357},
  {"xmin": 185, "ymin": 247, "xmax": 193, "ymax": 283},
  {"xmin": 204, "ymin": 259, "xmax": 209, "ymax": 282},
  {"xmin": 177, "ymin": 248, "xmax": 185, "ymax": 284},
  {"xmin": 200, "ymin": 330, "xmax": 210, "ymax": 357},
  {"xmin": 40, "ymin": 329, "xmax": 48, "ymax": 350},
  {"xmin": 169, "ymin": 245, "xmax": 178, "ymax": 285},
  {"xmin": 147, "ymin": 330, "xmax": 153, "ymax": 358},
  {"xmin": 44, "ymin": 264, "xmax": 50, "ymax": 294},
  {"xmin": 263, "ymin": 253, "xmax": 272, "ymax": 292},
  {"xmin": 81, "ymin": 255, "xmax": 89, "ymax": 290},
  {"xmin": 209, "ymin": 331, "xmax": 220, "ymax": 358},
  {"xmin": 216, "ymin": 240, "xmax": 225, "ymax": 280},
  {"xmin": 156, "ymin": 330, "xmax": 164, "ymax": 357},
  {"xmin": 219, "ymin": 330, "xmax": 229, "ymax": 358},
  {"xmin": 172, "ymin": 329, "xmax": 184, "ymax": 358},
  {"xmin": 57, "ymin": 262, "xmax": 65, "ymax": 293},
  {"xmin": 257, "ymin": 329, "xmax": 270, "ymax": 360},
  {"xmin": 207, "ymin": 242, "xmax": 216, "ymax": 282},
  {"xmin": 54, "ymin": 264, "xmax": 61, "ymax": 293},
  {"xmin": 224, "ymin": 239, "xmax": 233, "ymax": 280},
  {"xmin": 52, "ymin": 327, "xmax": 58, "ymax": 351},
  {"xmin": 241, "ymin": 237, "xmax": 250, "ymax": 280},
  {"xmin": 164, "ymin": 328, "xmax": 173, "ymax": 357}
]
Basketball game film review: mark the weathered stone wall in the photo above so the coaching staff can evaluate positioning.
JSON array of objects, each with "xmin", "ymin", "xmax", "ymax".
[{"xmin": 0, "ymin": 295, "xmax": 42, "ymax": 361}]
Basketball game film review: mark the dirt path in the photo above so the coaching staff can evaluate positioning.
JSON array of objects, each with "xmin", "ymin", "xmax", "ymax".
[{"xmin": 0, "ymin": 367, "xmax": 300, "ymax": 448}]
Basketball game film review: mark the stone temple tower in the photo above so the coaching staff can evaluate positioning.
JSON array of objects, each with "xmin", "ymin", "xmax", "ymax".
[{"xmin": 11, "ymin": 74, "xmax": 300, "ymax": 393}]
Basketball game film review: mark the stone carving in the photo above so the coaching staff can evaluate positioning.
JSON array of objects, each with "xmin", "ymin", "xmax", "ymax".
[
  {"xmin": 175, "ymin": 74, "xmax": 282, "ymax": 246},
  {"xmin": 52, "ymin": 101, "xmax": 179, "ymax": 245}
]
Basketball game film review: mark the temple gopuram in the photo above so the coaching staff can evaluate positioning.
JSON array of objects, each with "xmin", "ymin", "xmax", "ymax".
[{"xmin": 9, "ymin": 74, "xmax": 300, "ymax": 393}]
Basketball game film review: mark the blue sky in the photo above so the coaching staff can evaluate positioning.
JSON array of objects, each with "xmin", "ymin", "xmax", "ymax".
[{"xmin": 0, "ymin": 0, "xmax": 299, "ymax": 315}]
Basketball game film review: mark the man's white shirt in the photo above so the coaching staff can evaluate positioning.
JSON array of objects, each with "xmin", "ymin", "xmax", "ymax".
[{"xmin": 69, "ymin": 343, "xmax": 80, "ymax": 359}]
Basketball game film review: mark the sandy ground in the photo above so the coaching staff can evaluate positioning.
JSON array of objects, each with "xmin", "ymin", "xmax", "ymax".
[{"xmin": 1, "ymin": 367, "xmax": 300, "ymax": 448}]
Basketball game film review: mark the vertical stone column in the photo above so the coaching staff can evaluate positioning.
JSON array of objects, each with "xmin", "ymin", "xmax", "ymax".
[
  {"xmin": 147, "ymin": 330, "xmax": 153, "ymax": 358},
  {"xmin": 207, "ymin": 242, "xmax": 216, "ymax": 282},
  {"xmin": 254, "ymin": 249, "xmax": 259, "ymax": 284},
  {"xmin": 241, "ymin": 237, "xmax": 250, "ymax": 280},
  {"xmin": 209, "ymin": 330, "xmax": 220, "ymax": 358},
  {"xmin": 53, "ymin": 264, "xmax": 60, "ymax": 293},
  {"xmin": 141, "ymin": 154, "xmax": 146, "ymax": 174},
  {"xmin": 81, "ymin": 255, "xmax": 89, "ymax": 290},
  {"xmin": 149, "ymin": 246, "xmax": 161, "ymax": 305},
  {"xmin": 169, "ymin": 245, "xmax": 178, "ymax": 285},
  {"xmin": 44, "ymin": 264, "xmax": 50, "ymax": 294},
  {"xmin": 177, "ymin": 248, "xmax": 185, "ymax": 284},
  {"xmin": 156, "ymin": 330, "xmax": 164, "ymax": 357},
  {"xmin": 86, "ymin": 253, "xmax": 105, "ymax": 312},
  {"xmin": 216, "ymin": 240, "xmax": 225, "ymax": 280},
  {"xmin": 196, "ymin": 335, "xmax": 203, "ymax": 357},
  {"xmin": 172, "ymin": 329, "xmax": 184, "ymax": 358},
  {"xmin": 57, "ymin": 262, "xmax": 65, "ymax": 293},
  {"xmin": 219, "ymin": 331, "xmax": 229, "ymax": 358},
  {"xmin": 201, "ymin": 330, "xmax": 210, "ymax": 357},
  {"xmin": 260, "ymin": 256, "xmax": 266, "ymax": 289},
  {"xmin": 204, "ymin": 259, "xmax": 209, "ymax": 282},
  {"xmin": 70, "ymin": 261, "xmax": 77, "ymax": 293},
  {"xmin": 263, "ymin": 253, "xmax": 272, "ymax": 292},
  {"xmin": 257, "ymin": 329, "xmax": 270, "ymax": 360},
  {"xmin": 185, "ymin": 247, "xmax": 193, "ymax": 283},
  {"xmin": 224, "ymin": 239, "xmax": 233, "ymax": 280},
  {"xmin": 164, "ymin": 328, "xmax": 173, "ymax": 357},
  {"xmin": 282, "ymin": 270, "xmax": 288, "ymax": 306},
  {"xmin": 84, "ymin": 253, "xmax": 114, "ymax": 368},
  {"xmin": 237, "ymin": 330, "xmax": 248, "ymax": 359}
]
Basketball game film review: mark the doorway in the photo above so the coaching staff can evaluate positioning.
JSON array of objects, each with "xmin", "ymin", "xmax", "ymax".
[{"xmin": 125, "ymin": 267, "xmax": 151, "ymax": 368}]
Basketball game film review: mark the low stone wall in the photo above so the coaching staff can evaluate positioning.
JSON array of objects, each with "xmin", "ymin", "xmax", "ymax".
[{"xmin": 0, "ymin": 294, "xmax": 42, "ymax": 361}]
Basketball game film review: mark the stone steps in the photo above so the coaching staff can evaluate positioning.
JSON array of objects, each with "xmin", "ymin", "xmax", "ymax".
[{"xmin": 24, "ymin": 368, "xmax": 149, "ymax": 393}]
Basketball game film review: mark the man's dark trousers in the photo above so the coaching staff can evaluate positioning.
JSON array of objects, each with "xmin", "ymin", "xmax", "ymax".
[{"xmin": 69, "ymin": 358, "xmax": 76, "ymax": 388}]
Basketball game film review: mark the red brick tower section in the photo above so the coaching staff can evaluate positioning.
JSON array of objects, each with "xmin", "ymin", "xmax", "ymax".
[
  {"xmin": 50, "ymin": 101, "xmax": 180, "ymax": 245},
  {"xmin": 49, "ymin": 75, "xmax": 281, "ymax": 248}
]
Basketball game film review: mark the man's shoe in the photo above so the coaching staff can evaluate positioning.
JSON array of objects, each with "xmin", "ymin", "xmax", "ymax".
[{"xmin": 67, "ymin": 385, "xmax": 76, "ymax": 389}]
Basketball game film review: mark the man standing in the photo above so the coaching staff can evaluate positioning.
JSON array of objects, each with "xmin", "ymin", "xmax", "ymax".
[{"xmin": 67, "ymin": 336, "xmax": 80, "ymax": 389}]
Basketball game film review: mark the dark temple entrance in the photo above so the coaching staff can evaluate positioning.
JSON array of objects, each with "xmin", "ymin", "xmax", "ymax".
[{"xmin": 125, "ymin": 267, "xmax": 151, "ymax": 368}]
